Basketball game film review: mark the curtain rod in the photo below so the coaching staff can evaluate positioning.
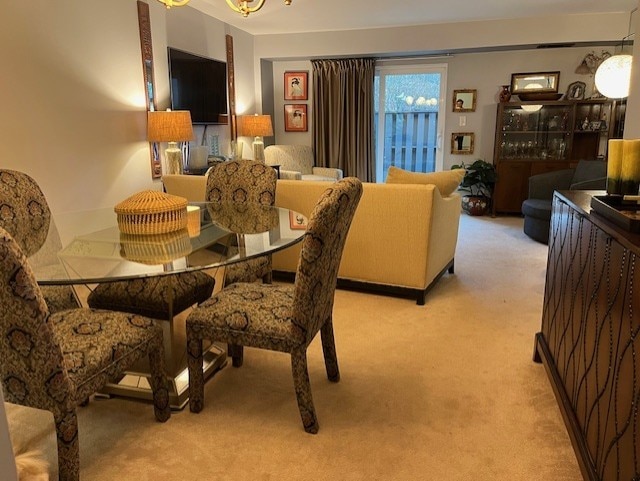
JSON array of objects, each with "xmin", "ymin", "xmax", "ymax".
[{"xmin": 376, "ymin": 54, "xmax": 454, "ymax": 62}]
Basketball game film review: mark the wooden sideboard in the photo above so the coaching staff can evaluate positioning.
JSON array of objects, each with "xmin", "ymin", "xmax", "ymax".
[{"xmin": 534, "ymin": 190, "xmax": 640, "ymax": 480}]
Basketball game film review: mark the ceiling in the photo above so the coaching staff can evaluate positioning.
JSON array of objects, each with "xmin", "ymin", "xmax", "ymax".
[{"xmin": 188, "ymin": 0, "xmax": 637, "ymax": 36}]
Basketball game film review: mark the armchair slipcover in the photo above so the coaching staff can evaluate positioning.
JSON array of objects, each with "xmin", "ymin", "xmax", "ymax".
[
  {"xmin": 186, "ymin": 178, "xmax": 362, "ymax": 434},
  {"xmin": 0, "ymin": 227, "xmax": 170, "ymax": 481},
  {"xmin": 264, "ymin": 145, "xmax": 343, "ymax": 181},
  {"xmin": 522, "ymin": 159, "xmax": 606, "ymax": 243}
]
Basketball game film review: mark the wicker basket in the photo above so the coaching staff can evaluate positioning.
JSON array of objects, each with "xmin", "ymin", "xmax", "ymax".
[
  {"xmin": 119, "ymin": 229, "xmax": 192, "ymax": 265},
  {"xmin": 115, "ymin": 190, "xmax": 188, "ymax": 235}
]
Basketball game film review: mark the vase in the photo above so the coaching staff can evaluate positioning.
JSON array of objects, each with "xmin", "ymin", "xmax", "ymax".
[{"xmin": 499, "ymin": 85, "xmax": 512, "ymax": 102}]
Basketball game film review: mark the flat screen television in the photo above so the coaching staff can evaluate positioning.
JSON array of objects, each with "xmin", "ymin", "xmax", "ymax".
[{"xmin": 168, "ymin": 47, "xmax": 228, "ymax": 125}]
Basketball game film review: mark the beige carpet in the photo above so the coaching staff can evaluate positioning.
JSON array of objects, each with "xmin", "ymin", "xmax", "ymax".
[{"xmin": 6, "ymin": 214, "xmax": 582, "ymax": 480}]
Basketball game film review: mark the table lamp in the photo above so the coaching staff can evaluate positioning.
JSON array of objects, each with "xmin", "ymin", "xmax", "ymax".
[
  {"xmin": 237, "ymin": 114, "xmax": 273, "ymax": 161},
  {"xmin": 147, "ymin": 110, "xmax": 194, "ymax": 174}
]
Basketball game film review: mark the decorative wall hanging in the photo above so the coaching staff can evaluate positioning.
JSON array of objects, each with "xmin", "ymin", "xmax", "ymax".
[
  {"xmin": 284, "ymin": 71, "xmax": 308, "ymax": 101},
  {"xmin": 284, "ymin": 104, "xmax": 308, "ymax": 132}
]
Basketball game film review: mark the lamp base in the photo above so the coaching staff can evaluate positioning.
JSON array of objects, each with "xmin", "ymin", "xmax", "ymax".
[
  {"xmin": 252, "ymin": 137, "xmax": 265, "ymax": 162},
  {"xmin": 166, "ymin": 147, "xmax": 183, "ymax": 175}
]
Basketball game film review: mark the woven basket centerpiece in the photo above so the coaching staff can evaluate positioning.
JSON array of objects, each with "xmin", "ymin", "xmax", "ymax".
[{"xmin": 115, "ymin": 190, "xmax": 188, "ymax": 235}]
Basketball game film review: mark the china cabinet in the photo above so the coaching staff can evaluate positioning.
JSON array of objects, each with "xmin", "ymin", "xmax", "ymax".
[{"xmin": 492, "ymin": 99, "xmax": 625, "ymax": 215}]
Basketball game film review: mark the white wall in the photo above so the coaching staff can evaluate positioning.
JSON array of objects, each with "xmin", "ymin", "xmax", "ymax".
[{"xmin": 0, "ymin": 1, "xmax": 254, "ymax": 216}]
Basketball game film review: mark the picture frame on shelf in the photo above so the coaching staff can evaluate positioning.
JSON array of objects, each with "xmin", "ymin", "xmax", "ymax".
[
  {"xmin": 284, "ymin": 104, "xmax": 308, "ymax": 132},
  {"xmin": 284, "ymin": 71, "xmax": 308, "ymax": 100},
  {"xmin": 452, "ymin": 89, "xmax": 477, "ymax": 112},
  {"xmin": 510, "ymin": 71, "xmax": 560, "ymax": 94},
  {"xmin": 451, "ymin": 132, "xmax": 474, "ymax": 155},
  {"xmin": 289, "ymin": 211, "xmax": 308, "ymax": 230},
  {"xmin": 564, "ymin": 81, "xmax": 586, "ymax": 100}
]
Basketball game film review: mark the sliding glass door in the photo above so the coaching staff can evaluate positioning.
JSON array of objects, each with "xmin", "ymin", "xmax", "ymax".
[{"xmin": 374, "ymin": 64, "xmax": 447, "ymax": 182}]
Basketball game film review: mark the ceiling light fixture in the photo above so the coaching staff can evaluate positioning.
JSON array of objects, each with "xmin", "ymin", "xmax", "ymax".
[
  {"xmin": 594, "ymin": 8, "xmax": 636, "ymax": 99},
  {"xmin": 226, "ymin": 0, "xmax": 292, "ymax": 18},
  {"xmin": 156, "ymin": 0, "xmax": 190, "ymax": 8}
]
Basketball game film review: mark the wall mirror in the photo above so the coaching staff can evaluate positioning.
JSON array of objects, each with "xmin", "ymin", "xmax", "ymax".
[
  {"xmin": 452, "ymin": 89, "xmax": 476, "ymax": 112},
  {"xmin": 451, "ymin": 132, "xmax": 474, "ymax": 154},
  {"xmin": 510, "ymin": 72, "xmax": 560, "ymax": 94}
]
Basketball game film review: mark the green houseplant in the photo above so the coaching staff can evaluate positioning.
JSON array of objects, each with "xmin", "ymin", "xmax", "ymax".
[{"xmin": 451, "ymin": 159, "xmax": 497, "ymax": 216}]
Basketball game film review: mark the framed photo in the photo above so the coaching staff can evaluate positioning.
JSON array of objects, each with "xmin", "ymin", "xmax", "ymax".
[
  {"xmin": 564, "ymin": 81, "xmax": 586, "ymax": 100},
  {"xmin": 451, "ymin": 132, "xmax": 474, "ymax": 155},
  {"xmin": 452, "ymin": 89, "xmax": 477, "ymax": 112},
  {"xmin": 510, "ymin": 71, "xmax": 560, "ymax": 94},
  {"xmin": 589, "ymin": 120, "xmax": 602, "ymax": 131},
  {"xmin": 284, "ymin": 71, "xmax": 308, "ymax": 100},
  {"xmin": 289, "ymin": 211, "xmax": 308, "ymax": 230},
  {"xmin": 284, "ymin": 104, "xmax": 308, "ymax": 132}
]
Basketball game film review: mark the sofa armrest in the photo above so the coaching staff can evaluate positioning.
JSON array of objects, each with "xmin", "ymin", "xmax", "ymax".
[
  {"xmin": 528, "ymin": 169, "xmax": 575, "ymax": 200},
  {"xmin": 312, "ymin": 167, "xmax": 343, "ymax": 180},
  {"xmin": 570, "ymin": 177, "xmax": 606, "ymax": 191},
  {"xmin": 279, "ymin": 169, "xmax": 303, "ymax": 180}
]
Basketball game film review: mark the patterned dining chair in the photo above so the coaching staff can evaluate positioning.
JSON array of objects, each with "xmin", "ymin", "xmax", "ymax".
[
  {"xmin": 0, "ymin": 169, "xmax": 80, "ymax": 313},
  {"xmin": 186, "ymin": 177, "xmax": 363, "ymax": 433},
  {"xmin": 0, "ymin": 227, "xmax": 170, "ymax": 481},
  {"xmin": 205, "ymin": 159, "xmax": 278, "ymax": 287}
]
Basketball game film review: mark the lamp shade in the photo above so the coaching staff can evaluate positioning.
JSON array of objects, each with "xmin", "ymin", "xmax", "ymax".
[
  {"xmin": 147, "ymin": 110, "xmax": 194, "ymax": 142},
  {"xmin": 594, "ymin": 54, "xmax": 633, "ymax": 99},
  {"xmin": 238, "ymin": 114, "xmax": 273, "ymax": 137}
]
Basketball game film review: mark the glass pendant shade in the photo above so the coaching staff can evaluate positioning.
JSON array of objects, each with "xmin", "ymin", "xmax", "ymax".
[{"xmin": 594, "ymin": 54, "xmax": 633, "ymax": 99}]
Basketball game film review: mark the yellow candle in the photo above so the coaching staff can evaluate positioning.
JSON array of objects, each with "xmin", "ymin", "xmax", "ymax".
[
  {"xmin": 607, "ymin": 139, "xmax": 624, "ymax": 195},
  {"xmin": 621, "ymin": 139, "xmax": 640, "ymax": 195}
]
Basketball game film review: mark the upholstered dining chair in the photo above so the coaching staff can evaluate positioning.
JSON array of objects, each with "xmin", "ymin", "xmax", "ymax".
[
  {"xmin": 0, "ymin": 169, "xmax": 80, "ymax": 313},
  {"xmin": 186, "ymin": 177, "xmax": 363, "ymax": 434},
  {"xmin": 0, "ymin": 227, "xmax": 171, "ymax": 481},
  {"xmin": 205, "ymin": 159, "xmax": 278, "ymax": 287}
]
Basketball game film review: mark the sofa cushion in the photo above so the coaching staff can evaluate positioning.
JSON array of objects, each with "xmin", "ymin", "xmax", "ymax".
[
  {"xmin": 386, "ymin": 166, "xmax": 464, "ymax": 196},
  {"xmin": 521, "ymin": 198, "xmax": 552, "ymax": 220}
]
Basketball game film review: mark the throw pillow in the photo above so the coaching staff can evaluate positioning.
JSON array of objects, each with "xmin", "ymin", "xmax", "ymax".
[{"xmin": 386, "ymin": 166, "xmax": 464, "ymax": 196}]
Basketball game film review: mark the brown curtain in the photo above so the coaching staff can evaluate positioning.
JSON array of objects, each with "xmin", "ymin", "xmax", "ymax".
[{"xmin": 311, "ymin": 58, "xmax": 375, "ymax": 181}]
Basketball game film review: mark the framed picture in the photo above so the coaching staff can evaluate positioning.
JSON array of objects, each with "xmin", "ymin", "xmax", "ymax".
[
  {"xmin": 510, "ymin": 71, "xmax": 560, "ymax": 94},
  {"xmin": 564, "ymin": 81, "xmax": 586, "ymax": 100},
  {"xmin": 452, "ymin": 89, "xmax": 477, "ymax": 112},
  {"xmin": 284, "ymin": 104, "xmax": 308, "ymax": 132},
  {"xmin": 284, "ymin": 71, "xmax": 308, "ymax": 100},
  {"xmin": 289, "ymin": 211, "xmax": 308, "ymax": 230},
  {"xmin": 451, "ymin": 132, "xmax": 474, "ymax": 155},
  {"xmin": 589, "ymin": 120, "xmax": 602, "ymax": 131}
]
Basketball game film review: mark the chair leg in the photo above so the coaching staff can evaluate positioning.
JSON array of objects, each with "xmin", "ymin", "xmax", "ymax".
[
  {"xmin": 291, "ymin": 348, "xmax": 319, "ymax": 434},
  {"xmin": 228, "ymin": 344, "xmax": 244, "ymax": 367},
  {"xmin": 320, "ymin": 318, "xmax": 340, "ymax": 382},
  {"xmin": 187, "ymin": 329, "xmax": 205, "ymax": 413},
  {"xmin": 54, "ymin": 408, "xmax": 80, "ymax": 481},
  {"xmin": 147, "ymin": 339, "xmax": 171, "ymax": 422}
]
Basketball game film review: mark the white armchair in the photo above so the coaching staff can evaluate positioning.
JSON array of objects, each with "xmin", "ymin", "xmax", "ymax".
[{"xmin": 264, "ymin": 145, "xmax": 343, "ymax": 181}]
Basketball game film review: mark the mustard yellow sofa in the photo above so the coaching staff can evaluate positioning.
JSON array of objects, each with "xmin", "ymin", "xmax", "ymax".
[
  {"xmin": 273, "ymin": 180, "xmax": 461, "ymax": 304},
  {"xmin": 162, "ymin": 173, "xmax": 462, "ymax": 304}
]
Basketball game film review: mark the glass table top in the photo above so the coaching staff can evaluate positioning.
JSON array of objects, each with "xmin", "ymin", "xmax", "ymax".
[{"xmin": 30, "ymin": 202, "xmax": 306, "ymax": 285}]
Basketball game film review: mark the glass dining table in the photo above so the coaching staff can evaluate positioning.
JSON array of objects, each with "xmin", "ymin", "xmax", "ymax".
[{"xmin": 29, "ymin": 202, "xmax": 307, "ymax": 409}]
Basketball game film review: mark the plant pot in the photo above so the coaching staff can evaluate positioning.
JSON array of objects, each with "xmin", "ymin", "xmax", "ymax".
[{"xmin": 461, "ymin": 195, "xmax": 490, "ymax": 216}]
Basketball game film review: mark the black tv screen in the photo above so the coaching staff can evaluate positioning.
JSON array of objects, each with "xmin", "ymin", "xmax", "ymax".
[{"xmin": 168, "ymin": 47, "xmax": 228, "ymax": 125}]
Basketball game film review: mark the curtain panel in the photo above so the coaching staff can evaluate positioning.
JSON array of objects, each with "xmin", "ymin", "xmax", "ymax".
[{"xmin": 311, "ymin": 58, "xmax": 375, "ymax": 181}]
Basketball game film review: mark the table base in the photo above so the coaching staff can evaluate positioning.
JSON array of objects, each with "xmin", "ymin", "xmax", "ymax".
[{"xmin": 97, "ymin": 344, "xmax": 227, "ymax": 410}]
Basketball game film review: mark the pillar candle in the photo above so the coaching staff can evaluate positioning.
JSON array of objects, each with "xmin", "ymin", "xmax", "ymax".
[
  {"xmin": 607, "ymin": 139, "xmax": 623, "ymax": 195},
  {"xmin": 621, "ymin": 139, "xmax": 640, "ymax": 195}
]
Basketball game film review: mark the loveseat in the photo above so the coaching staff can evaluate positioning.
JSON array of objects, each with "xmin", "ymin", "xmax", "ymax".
[
  {"xmin": 162, "ymin": 168, "xmax": 462, "ymax": 304},
  {"xmin": 264, "ymin": 145, "xmax": 343, "ymax": 181}
]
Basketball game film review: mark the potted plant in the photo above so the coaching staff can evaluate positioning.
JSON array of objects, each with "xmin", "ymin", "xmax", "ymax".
[{"xmin": 451, "ymin": 159, "xmax": 497, "ymax": 216}]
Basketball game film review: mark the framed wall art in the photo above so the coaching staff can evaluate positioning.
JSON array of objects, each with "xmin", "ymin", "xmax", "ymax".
[
  {"xmin": 284, "ymin": 71, "xmax": 308, "ymax": 100},
  {"xmin": 284, "ymin": 104, "xmax": 308, "ymax": 132},
  {"xmin": 451, "ymin": 132, "xmax": 475, "ymax": 155},
  {"xmin": 452, "ymin": 89, "xmax": 477, "ymax": 112}
]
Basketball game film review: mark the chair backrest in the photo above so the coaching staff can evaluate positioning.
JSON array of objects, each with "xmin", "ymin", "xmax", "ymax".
[
  {"xmin": 292, "ymin": 177, "xmax": 363, "ymax": 344},
  {"xmin": 206, "ymin": 160, "xmax": 277, "ymax": 205},
  {"xmin": 0, "ymin": 227, "xmax": 70, "ymax": 411},
  {"xmin": 264, "ymin": 145, "xmax": 314, "ymax": 175},
  {"xmin": 0, "ymin": 170, "xmax": 51, "ymax": 256},
  {"xmin": 571, "ymin": 159, "xmax": 607, "ymax": 185}
]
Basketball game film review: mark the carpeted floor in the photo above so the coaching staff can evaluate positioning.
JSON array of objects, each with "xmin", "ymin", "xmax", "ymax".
[{"xmin": 5, "ymin": 214, "xmax": 582, "ymax": 480}]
